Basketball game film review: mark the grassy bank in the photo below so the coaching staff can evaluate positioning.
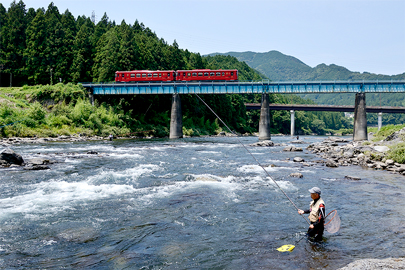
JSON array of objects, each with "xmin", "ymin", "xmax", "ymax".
[
  {"xmin": 0, "ymin": 84, "xmax": 132, "ymax": 138},
  {"xmin": 367, "ymin": 124, "xmax": 405, "ymax": 164}
]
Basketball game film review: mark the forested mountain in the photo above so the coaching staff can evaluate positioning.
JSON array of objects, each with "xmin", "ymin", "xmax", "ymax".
[{"xmin": 211, "ymin": 50, "xmax": 405, "ymax": 82}]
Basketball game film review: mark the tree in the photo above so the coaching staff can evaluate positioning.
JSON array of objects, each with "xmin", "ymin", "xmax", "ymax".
[
  {"xmin": 71, "ymin": 20, "xmax": 94, "ymax": 83},
  {"xmin": 2, "ymin": 0, "xmax": 27, "ymax": 85},
  {"xmin": 92, "ymin": 27, "xmax": 120, "ymax": 82},
  {"xmin": 25, "ymin": 8, "xmax": 47, "ymax": 84},
  {"xmin": 118, "ymin": 20, "xmax": 137, "ymax": 71},
  {"xmin": 44, "ymin": 3, "xmax": 63, "ymax": 84},
  {"xmin": 58, "ymin": 9, "xmax": 77, "ymax": 82}
]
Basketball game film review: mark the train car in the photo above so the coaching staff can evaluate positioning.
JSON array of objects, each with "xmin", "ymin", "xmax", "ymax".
[
  {"xmin": 176, "ymin": 69, "xmax": 238, "ymax": 81},
  {"xmin": 115, "ymin": 70, "xmax": 175, "ymax": 82}
]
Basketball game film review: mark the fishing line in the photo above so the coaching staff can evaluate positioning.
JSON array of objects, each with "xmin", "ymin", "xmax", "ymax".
[{"xmin": 194, "ymin": 93, "xmax": 310, "ymax": 225}]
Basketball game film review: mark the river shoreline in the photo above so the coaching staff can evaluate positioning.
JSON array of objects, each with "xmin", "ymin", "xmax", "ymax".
[{"xmin": 307, "ymin": 133, "xmax": 405, "ymax": 176}]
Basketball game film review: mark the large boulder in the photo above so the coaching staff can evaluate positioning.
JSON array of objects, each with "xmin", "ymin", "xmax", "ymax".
[
  {"xmin": 0, "ymin": 148, "xmax": 24, "ymax": 165},
  {"xmin": 250, "ymin": 140, "xmax": 274, "ymax": 147}
]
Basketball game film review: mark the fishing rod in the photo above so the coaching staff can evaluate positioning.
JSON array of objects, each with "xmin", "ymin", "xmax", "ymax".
[{"xmin": 194, "ymin": 93, "xmax": 310, "ymax": 226}]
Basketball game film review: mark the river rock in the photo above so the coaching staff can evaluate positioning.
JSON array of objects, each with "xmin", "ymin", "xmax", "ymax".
[
  {"xmin": 385, "ymin": 159, "xmax": 395, "ymax": 165},
  {"xmin": 293, "ymin": 157, "xmax": 304, "ymax": 162},
  {"xmin": 289, "ymin": 172, "xmax": 303, "ymax": 178},
  {"xmin": 250, "ymin": 140, "xmax": 274, "ymax": 147},
  {"xmin": 290, "ymin": 140, "xmax": 305, "ymax": 144},
  {"xmin": 27, "ymin": 158, "xmax": 50, "ymax": 165},
  {"xmin": 345, "ymin": 175, "xmax": 361, "ymax": 180},
  {"xmin": 325, "ymin": 160, "xmax": 338, "ymax": 167},
  {"xmin": 0, "ymin": 148, "xmax": 24, "ymax": 165},
  {"xmin": 23, "ymin": 165, "xmax": 50, "ymax": 170},
  {"xmin": 87, "ymin": 151, "xmax": 99, "ymax": 154},
  {"xmin": 283, "ymin": 146, "xmax": 303, "ymax": 152},
  {"xmin": 374, "ymin": 146, "xmax": 389, "ymax": 152}
]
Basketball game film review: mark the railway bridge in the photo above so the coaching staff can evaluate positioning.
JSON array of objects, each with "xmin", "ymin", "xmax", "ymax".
[{"xmin": 82, "ymin": 80, "xmax": 405, "ymax": 141}]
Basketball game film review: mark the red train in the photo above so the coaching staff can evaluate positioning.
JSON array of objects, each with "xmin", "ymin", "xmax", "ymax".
[{"xmin": 115, "ymin": 69, "xmax": 238, "ymax": 82}]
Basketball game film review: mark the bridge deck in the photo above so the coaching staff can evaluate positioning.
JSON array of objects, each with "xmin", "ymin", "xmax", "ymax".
[
  {"xmin": 82, "ymin": 80, "xmax": 405, "ymax": 95},
  {"xmin": 245, "ymin": 103, "xmax": 405, "ymax": 113}
]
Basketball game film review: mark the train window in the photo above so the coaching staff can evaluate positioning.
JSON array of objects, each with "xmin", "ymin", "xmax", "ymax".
[
  {"xmin": 136, "ymin": 74, "xmax": 140, "ymax": 78},
  {"xmin": 198, "ymin": 72, "xmax": 203, "ymax": 76},
  {"xmin": 192, "ymin": 73, "xmax": 197, "ymax": 76},
  {"xmin": 188, "ymin": 73, "xmax": 191, "ymax": 76},
  {"xmin": 231, "ymin": 72, "xmax": 234, "ymax": 76},
  {"xmin": 153, "ymin": 74, "xmax": 158, "ymax": 77},
  {"xmin": 121, "ymin": 74, "xmax": 124, "ymax": 77},
  {"xmin": 216, "ymin": 72, "xmax": 221, "ymax": 76},
  {"xmin": 159, "ymin": 73, "xmax": 161, "ymax": 77},
  {"xmin": 142, "ymin": 74, "xmax": 146, "ymax": 78},
  {"xmin": 222, "ymin": 72, "xmax": 225, "ymax": 76},
  {"xmin": 148, "ymin": 74, "xmax": 152, "ymax": 77},
  {"xmin": 168, "ymin": 73, "xmax": 170, "ymax": 77},
  {"xmin": 210, "ymin": 72, "xmax": 214, "ymax": 76},
  {"xmin": 131, "ymin": 74, "xmax": 135, "ymax": 78},
  {"xmin": 204, "ymin": 72, "xmax": 208, "ymax": 76}
]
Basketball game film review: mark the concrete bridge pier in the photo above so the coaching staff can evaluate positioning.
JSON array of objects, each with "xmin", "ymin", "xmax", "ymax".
[
  {"xmin": 258, "ymin": 93, "xmax": 271, "ymax": 140},
  {"xmin": 378, "ymin": 112, "xmax": 383, "ymax": 131},
  {"xmin": 353, "ymin": 92, "xmax": 368, "ymax": 141},
  {"xmin": 290, "ymin": 110, "xmax": 295, "ymax": 137},
  {"xmin": 169, "ymin": 93, "xmax": 183, "ymax": 139}
]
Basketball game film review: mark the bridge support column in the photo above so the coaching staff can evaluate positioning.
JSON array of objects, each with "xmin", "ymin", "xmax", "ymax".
[
  {"xmin": 378, "ymin": 112, "xmax": 383, "ymax": 131},
  {"xmin": 89, "ymin": 91, "xmax": 94, "ymax": 106},
  {"xmin": 169, "ymin": 93, "xmax": 183, "ymax": 139},
  {"xmin": 353, "ymin": 92, "xmax": 368, "ymax": 141},
  {"xmin": 290, "ymin": 110, "xmax": 295, "ymax": 137},
  {"xmin": 258, "ymin": 93, "xmax": 271, "ymax": 140}
]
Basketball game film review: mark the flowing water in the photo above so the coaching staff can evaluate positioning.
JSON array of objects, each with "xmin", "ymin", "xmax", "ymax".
[{"xmin": 0, "ymin": 136, "xmax": 404, "ymax": 269}]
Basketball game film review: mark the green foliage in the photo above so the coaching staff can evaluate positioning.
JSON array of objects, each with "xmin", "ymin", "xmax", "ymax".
[
  {"xmin": 371, "ymin": 124, "xmax": 405, "ymax": 142},
  {"xmin": 387, "ymin": 143, "xmax": 405, "ymax": 164}
]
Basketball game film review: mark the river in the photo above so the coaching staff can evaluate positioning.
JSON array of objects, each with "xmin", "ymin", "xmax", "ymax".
[{"xmin": 0, "ymin": 136, "xmax": 404, "ymax": 269}]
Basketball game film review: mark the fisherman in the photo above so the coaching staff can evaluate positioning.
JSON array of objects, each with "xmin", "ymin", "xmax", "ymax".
[
  {"xmin": 108, "ymin": 134, "xmax": 113, "ymax": 141},
  {"xmin": 298, "ymin": 187, "xmax": 325, "ymax": 242}
]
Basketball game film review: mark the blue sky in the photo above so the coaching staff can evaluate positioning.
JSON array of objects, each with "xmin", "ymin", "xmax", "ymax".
[{"xmin": 4, "ymin": 0, "xmax": 405, "ymax": 75}]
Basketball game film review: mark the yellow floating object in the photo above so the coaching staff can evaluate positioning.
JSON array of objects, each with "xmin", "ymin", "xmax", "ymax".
[{"xmin": 276, "ymin": 244, "xmax": 295, "ymax": 252}]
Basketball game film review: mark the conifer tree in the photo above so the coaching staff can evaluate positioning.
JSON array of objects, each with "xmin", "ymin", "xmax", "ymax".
[
  {"xmin": 44, "ymin": 3, "xmax": 63, "ymax": 84},
  {"xmin": 92, "ymin": 27, "xmax": 120, "ymax": 82},
  {"xmin": 25, "ymin": 8, "xmax": 47, "ymax": 84},
  {"xmin": 2, "ymin": 0, "xmax": 27, "ymax": 85},
  {"xmin": 58, "ymin": 9, "xmax": 77, "ymax": 82},
  {"xmin": 71, "ymin": 20, "xmax": 94, "ymax": 82},
  {"xmin": 118, "ymin": 20, "xmax": 137, "ymax": 71}
]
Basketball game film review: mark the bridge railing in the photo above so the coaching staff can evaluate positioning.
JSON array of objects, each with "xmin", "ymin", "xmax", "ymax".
[{"xmin": 81, "ymin": 80, "xmax": 405, "ymax": 95}]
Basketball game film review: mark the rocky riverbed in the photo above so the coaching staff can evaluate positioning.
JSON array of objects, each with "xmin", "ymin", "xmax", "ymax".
[
  {"xmin": 337, "ymin": 258, "xmax": 405, "ymax": 270},
  {"xmin": 306, "ymin": 134, "xmax": 405, "ymax": 176}
]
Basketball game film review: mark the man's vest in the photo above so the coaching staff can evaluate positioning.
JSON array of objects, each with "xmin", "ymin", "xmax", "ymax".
[{"xmin": 309, "ymin": 197, "xmax": 325, "ymax": 223}]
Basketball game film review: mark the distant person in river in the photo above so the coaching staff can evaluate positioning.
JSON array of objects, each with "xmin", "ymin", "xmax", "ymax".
[
  {"xmin": 109, "ymin": 134, "xmax": 113, "ymax": 141},
  {"xmin": 298, "ymin": 187, "xmax": 325, "ymax": 242}
]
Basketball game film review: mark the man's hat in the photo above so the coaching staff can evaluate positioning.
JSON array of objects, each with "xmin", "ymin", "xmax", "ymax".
[{"xmin": 308, "ymin": 187, "xmax": 321, "ymax": 195}]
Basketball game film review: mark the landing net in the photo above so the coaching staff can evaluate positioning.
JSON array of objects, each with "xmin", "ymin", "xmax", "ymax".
[{"xmin": 324, "ymin": 210, "xmax": 340, "ymax": 233}]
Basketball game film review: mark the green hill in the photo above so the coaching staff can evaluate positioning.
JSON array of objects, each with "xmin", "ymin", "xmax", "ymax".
[{"xmin": 209, "ymin": 50, "xmax": 405, "ymax": 82}]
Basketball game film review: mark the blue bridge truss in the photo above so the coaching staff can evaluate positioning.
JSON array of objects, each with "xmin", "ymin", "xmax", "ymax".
[{"xmin": 82, "ymin": 80, "xmax": 405, "ymax": 95}]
